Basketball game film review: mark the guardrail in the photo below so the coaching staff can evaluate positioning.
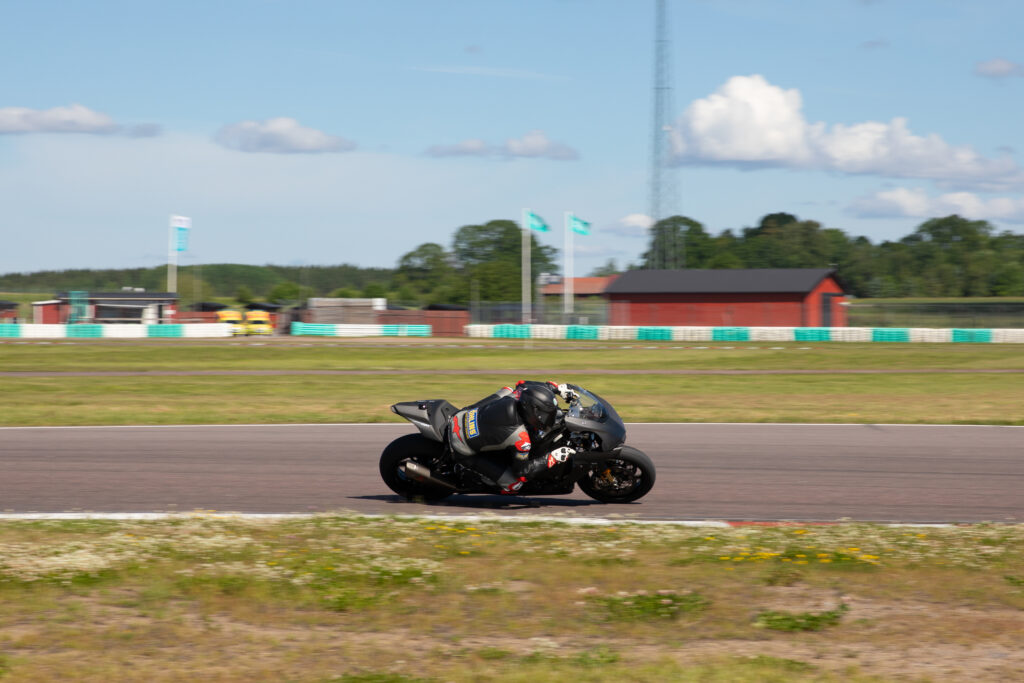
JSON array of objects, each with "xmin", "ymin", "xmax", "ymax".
[
  {"xmin": 6, "ymin": 322, "xmax": 1019, "ymax": 343},
  {"xmin": 0, "ymin": 323, "xmax": 233, "ymax": 339},
  {"xmin": 465, "ymin": 324, "xmax": 1024, "ymax": 343}
]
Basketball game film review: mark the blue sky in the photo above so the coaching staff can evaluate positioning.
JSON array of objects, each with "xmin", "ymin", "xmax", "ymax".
[{"xmin": 2, "ymin": 0, "xmax": 1024, "ymax": 278}]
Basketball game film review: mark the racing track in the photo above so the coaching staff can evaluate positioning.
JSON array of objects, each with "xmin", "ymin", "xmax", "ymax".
[{"xmin": 1, "ymin": 423, "xmax": 1021, "ymax": 523}]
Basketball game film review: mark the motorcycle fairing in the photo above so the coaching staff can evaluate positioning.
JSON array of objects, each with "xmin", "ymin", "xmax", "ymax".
[{"xmin": 390, "ymin": 400, "xmax": 457, "ymax": 442}]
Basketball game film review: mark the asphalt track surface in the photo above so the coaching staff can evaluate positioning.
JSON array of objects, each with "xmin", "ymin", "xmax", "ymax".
[{"xmin": 2, "ymin": 423, "xmax": 1021, "ymax": 523}]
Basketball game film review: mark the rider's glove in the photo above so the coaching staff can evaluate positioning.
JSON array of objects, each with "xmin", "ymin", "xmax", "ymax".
[
  {"xmin": 546, "ymin": 446, "xmax": 575, "ymax": 468},
  {"xmin": 549, "ymin": 382, "xmax": 578, "ymax": 402}
]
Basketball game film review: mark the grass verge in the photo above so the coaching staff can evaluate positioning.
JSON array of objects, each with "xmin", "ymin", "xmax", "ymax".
[
  {"xmin": 1, "ymin": 515, "xmax": 1021, "ymax": 682},
  {"xmin": 0, "ymin": 372, "xmax": 1021, "ymax": 425},
  {"xmin": 2, "ymin": 342, "xmax": 1024, "ymax": 425},
  {"xmin": 3, "ymin": 338, "xmax": 1024, "ymax": 372}
]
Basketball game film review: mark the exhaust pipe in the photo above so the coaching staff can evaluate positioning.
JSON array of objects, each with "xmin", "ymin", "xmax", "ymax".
[{"xmin": 402, "ymin": 461, "xmax": 457, "ymax": 490}]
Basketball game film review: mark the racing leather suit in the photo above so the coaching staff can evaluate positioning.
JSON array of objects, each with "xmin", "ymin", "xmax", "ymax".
[{"xmin": 447, "ymin": 383, "xmax": 567, "ymax": 493}]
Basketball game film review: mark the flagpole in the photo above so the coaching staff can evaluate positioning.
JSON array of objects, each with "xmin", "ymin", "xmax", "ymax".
[
  {"xmin": 167, "ymin": 216, "xmax": 177, "ymax": 293},
  {"xmin": 564, "ymin": 212, "xmax": 576, "ymax": 318},
  {"xmin": 522, "ymin": 208, "xmax": 531, "ymax": 324}
]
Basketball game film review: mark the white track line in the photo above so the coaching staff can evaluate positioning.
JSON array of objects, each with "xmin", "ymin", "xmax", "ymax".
[
  {"xmin": 1, "ymin": 422, "xmax": 1021, "ymax": 431},
  {"xmin": 0, "ymin": 512, "xmax": 969, "ymax": 527}
]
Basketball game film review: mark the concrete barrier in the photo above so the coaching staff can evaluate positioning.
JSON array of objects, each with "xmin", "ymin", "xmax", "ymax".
[
  {"xmin": 465, "ymin": 324, "xmax": 1024, "ymax": 343},
  {"xmin": 0, "ymin": 324, "xmax": 233, "ymax": 339},
  {"xmin": 290, "ymin": 322, "xmax": 433, "ymax": 337}
]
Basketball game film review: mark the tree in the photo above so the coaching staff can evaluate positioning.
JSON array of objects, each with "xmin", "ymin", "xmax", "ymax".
[
  {"xmin": 913, "ymin": 215, "xmax": 992, "ymax": 252},
  {"xmin": 397, "ymin": 243, "xmax": 452, "ymax": 282},
  {"xmin": 394, "ymin": 242, "xmax": 461, "ymax": 303},
  {"xmin": 588, "ymin": 259, "xmax": 621, "ymax": 277},
  {"xmin": 451, "ymin": 220, "xmax": 557, "ymax": 301},
  {"xmin": 641, "ymin": 215, "xmax": 704, "ymax": 269},
  {"xmin": 991, "ymin": 262, "xmax": 1024, "ymax": 296},
  {"xmin": 267, "ymin": 281, "xmax": 313, "ymax": 304},
  {"xmin": 235, "ymin": 285, "xmax": 253, "ymax": 306},
  {"xmin": 174, "ymin": 271, "xmax": 215, "ymax": 309}
]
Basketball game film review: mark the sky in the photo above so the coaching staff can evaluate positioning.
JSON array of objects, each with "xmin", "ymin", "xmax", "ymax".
[{"xmin": 2, "ymin": 0, "xmax": 1024, "ymax": 278}]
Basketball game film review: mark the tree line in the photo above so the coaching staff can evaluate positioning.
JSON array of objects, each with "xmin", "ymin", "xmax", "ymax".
[
  {"xmin": 0, "ymin": 219, "xmax": 555, "ymax": 307},
  {"xmin": 640, "ymin": 213, "xmax": 1024, "ymax": 298},
  {"xmin": 2, "ymin": 214, "xmax": 1023, "ymax": 304}
]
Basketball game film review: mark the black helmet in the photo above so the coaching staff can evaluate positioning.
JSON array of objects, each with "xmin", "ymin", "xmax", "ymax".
[{"xmin": 517, "ymin": 383, "xmax": 558, "ymax": 433}]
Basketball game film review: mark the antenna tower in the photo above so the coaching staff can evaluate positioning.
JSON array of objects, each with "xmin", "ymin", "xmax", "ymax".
[{"xmin": 648, "ymin": 0, "xmax": 680, "ymax": 269}]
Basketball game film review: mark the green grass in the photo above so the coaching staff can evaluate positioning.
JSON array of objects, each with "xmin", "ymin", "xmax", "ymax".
[
  {"xmin": 0, "ymin": 371, "xmax": 1022, "ymax": 425},
  {"xmin": 0, "ymin": 516, "xmax": 1020, "ymax": 682},
  {"xmin": 755, "ymin": 604, "xmax": 850, "ymax": 631},
  {"xmin": 1, "ymin": 340, "xmax": 1023, "ymax": 425},
  {"xmin": 4, "ymin": 338, "xmax": 1024, "ymax": 372}
]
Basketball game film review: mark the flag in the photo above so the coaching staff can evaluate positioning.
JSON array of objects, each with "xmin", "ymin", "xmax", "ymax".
[
  {"xmin": 525, "ymin": 210, "xmax": 549, "ymax": 233},
  {"xmin": 170, "ymin": 215, "xmax": 191, "ymax": 252},
  {"xmin": 569, "ymin": 214, "xmax": 591, "ymax": 235},
  {"xmin": 174, "ymin": 226, "xmax": 189, "ymax": 252}
]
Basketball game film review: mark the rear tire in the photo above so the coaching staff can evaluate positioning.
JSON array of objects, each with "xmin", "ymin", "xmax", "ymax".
[
  {"xmin": 379, "ymin": 434, "xmax": 454, "ymax": 502},
  {"xmin": 577, "ymin": 446, "xmax": 656, "ymax": 504}
]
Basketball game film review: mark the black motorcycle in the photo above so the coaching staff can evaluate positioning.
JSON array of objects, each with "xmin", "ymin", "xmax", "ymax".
[{"xmin": 379, "ymin": 383, "xmax": 655, "ymax": 503}]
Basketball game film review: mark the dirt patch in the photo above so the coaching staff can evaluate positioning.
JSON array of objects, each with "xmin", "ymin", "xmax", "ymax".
[{"xmin": 3, "ymin": 592, "xmax": 1022, "ymax": 682}]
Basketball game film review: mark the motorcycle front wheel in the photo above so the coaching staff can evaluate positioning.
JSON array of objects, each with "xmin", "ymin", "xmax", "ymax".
[
  {"xmin": 577, "ymin": 446, "xmax": 656, "ymax": 503},
  {"xmin": 379, "ymin": 433, "xmax": 454, "ymax": 502}
]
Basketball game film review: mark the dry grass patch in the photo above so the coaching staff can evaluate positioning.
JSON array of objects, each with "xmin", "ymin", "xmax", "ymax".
[{"xmin": 1, "ymin": 516, "xmax": 1022, "ymax": 681}]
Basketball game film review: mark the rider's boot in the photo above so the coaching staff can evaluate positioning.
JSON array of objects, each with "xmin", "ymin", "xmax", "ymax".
[{"xmin": 496, "ymin": 456, "xmax": 551, "ymax": 495}]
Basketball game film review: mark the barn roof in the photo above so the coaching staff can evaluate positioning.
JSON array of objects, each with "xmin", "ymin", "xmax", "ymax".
[
  {"xmin": 605, "ymin": 268, "xmax": 839, "ymax": 295},
  {"xmin": 55, "ymin": 291, "xmax": 179, "ymax": 302},
  {"xmin": 245, "ymin": 302, "xmax": 282, "ymax": 311},
  {"xmin": 541, "ymin": 275, "xmax": 618, "ymax": 296}
]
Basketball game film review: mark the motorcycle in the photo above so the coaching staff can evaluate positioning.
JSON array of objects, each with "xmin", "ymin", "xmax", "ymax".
[{"xmin": 379, "ymin": 383, "xmax": 655, "ymax": 503}]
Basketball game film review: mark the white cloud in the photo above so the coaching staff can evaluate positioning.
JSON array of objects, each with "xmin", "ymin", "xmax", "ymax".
[
  {"xmin": 504, "ymin": 130, "xmax": 578, "ymax": 160},
  {"xmin": 214, "ymin": 117, "xmax": 355, "ymax": 154},
  {"xmin": 607, "ymin": 213, "xmax": 653, "ymax": 238},
  {"xmin": 425, "ymin": 129, "xmax": 579, "ymax": 161},
  {"xmin": 849, "ymin": 187, "xmax": 1024, "ymax": 223},
  {"xmin": 0, "ymin": 131, "xmax": 568, "ymax": 273},
  {"xmin": 975, "ymin": 58, "xmax": 1024, "ymax": 79},
  {"xmin": 424, "ymin": 138, "xmax": 491, "ymax": 157},
  {"xmin": 669, "ymin": 74, "xmax": 1024, "ymax": 190},
  {"xmin": 0, "ymin": 104, "xmax": 120, "ymax": 134}
]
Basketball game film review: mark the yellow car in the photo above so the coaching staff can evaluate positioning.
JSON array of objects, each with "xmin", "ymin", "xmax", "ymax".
[
  {"xmin": 244, "ymin": 310, "xmax": 273, "ymax": 336},
  {"xmin": 217, "ymin": 310, "xmax": 246, "ymax": 336}
]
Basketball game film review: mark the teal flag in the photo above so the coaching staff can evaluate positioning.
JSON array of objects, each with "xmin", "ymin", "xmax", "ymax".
[
  {"xmin": 525, "ymin": 211, "xmax": 549, "ymax": 233},
  {"xmin": 175, "ymin": 226, "xmax": 189, "ymax": 252},
  {"xmin": 569, "ymin": 214, "xmax": 591, "ymax": 235},
  {"xmin": 170, "ymin": 215, "xmax": 192, "ymax": 252}
]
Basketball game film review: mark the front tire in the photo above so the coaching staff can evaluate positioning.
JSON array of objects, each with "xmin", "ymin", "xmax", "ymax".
[
  {"xmin": 379, "ymin": 434, "xmax": 454, "ymax": 502},
  {"xmin": 577, "ymin": 446, "xmax": 656, "ymax": 503}
]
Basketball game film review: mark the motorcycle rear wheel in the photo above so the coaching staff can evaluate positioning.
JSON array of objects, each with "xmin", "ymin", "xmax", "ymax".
[
  {"xmin": 379, "ymin": 433, "xmax": 454, "ymax": 502},
  {"xmin": 577, "ymin": 446, "xmax": 656, "ymax": 503}
]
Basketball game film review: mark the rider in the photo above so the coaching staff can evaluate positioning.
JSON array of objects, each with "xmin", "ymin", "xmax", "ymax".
[{"xmin": 448, "ymin": 380, "xmax": 577, "ymax": 495}]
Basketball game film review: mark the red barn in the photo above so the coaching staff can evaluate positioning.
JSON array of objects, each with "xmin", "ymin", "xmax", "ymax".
[
  {"xmin": 605, "ymin": 268, "xmax": 847, "ymax": 327},
  {"xmin": 0, "ymin": 300, "xmax": 19, "ymax": 322}
]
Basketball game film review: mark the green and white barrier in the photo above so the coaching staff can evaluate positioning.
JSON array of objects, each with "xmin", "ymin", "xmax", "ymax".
[
  {"xmin": 290, "ymin": 322, "xmax": 432, "ymax": 337},
  {"xmin": 0, "ymin": 323, "xmax": 233, "ymax": 339},
  {"xmin": 465, "ymin": 325, "xmax": 1024, "ymax": 344}
]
